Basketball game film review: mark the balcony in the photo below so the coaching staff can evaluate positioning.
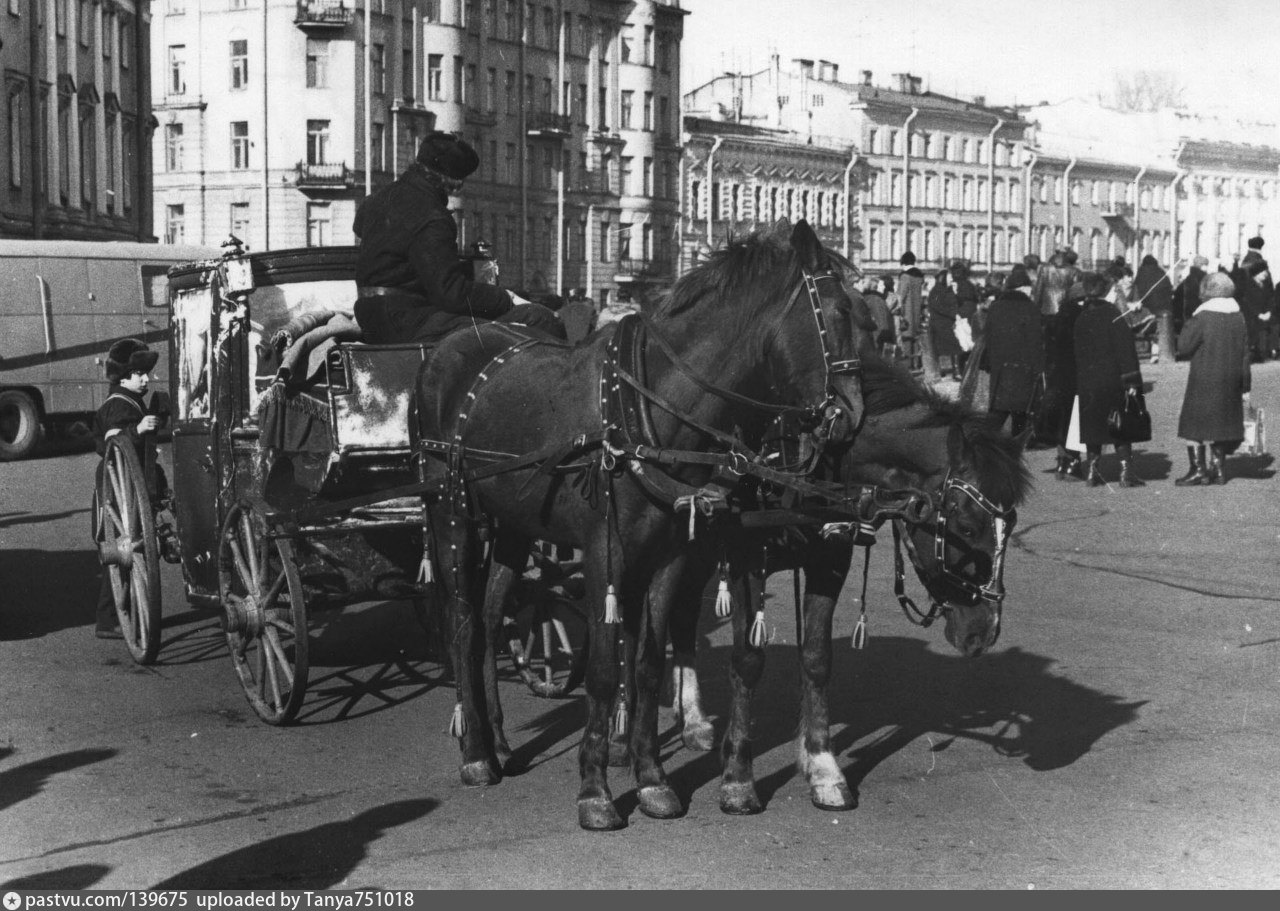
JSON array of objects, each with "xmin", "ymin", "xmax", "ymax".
[
  {"xmin": 295, "ymin": 1, "xmax": 353, "ymax": 31},
  {"xmin": 569, "ymin": 171, "xmax": 614, "ymax": 196},
  {"xmin": 527, "ymin": 111, "xmax": 572, "ymax": 139},
  {"xmin": 1102, "ymin": 202, "xmax": 1135, "ymax": 220},
  {"xmin": 294, "ymin": 161, "xmax": 355, "ymax": 189},
  {"xmin": 465, "ymin": 106, "xmax": 498, "ymax": 127}
]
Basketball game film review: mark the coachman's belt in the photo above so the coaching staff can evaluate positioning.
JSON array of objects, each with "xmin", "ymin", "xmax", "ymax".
[{"xmin": 357, "ymin": 285, "xmax": 426, "ymax": 300}]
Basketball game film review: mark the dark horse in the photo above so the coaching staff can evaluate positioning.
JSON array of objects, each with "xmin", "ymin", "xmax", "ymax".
[
  {"xmin": 413, "ymin": 220, "xmax": 864, "ymax": 830},
  {"xmin": 660, "ymin": 354, "xmax": 1032, "ymax": 813}
]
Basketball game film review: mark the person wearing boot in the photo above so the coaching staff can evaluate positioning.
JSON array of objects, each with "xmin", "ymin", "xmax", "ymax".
[
  {"xmin": 1043, "ymin": 279, "xmax": 1087, "ymax": 479},
  {"xmin": 1073, "ymin": 271, "xmax": 1149, "ymax": 487},
  {"xmin": 1174, "ymin": 271, "xmax": 1250, "ymax": 486}
]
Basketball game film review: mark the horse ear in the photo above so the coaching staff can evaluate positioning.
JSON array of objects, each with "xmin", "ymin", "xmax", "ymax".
[
  {"xmin": 789, "ymin": 219, "xmax": 827, "ymax": 272},
  {"xmin": 1013, "ymin": 423, "xmax": 1035, "ymax": 452}
]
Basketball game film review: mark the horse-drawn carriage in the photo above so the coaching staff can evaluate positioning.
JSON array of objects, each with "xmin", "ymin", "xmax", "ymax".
[
  {"xmin": 92, "ymin": 241, "xmax": 585, "ymax": 721},
  {"xmin": 94, "ymin": 221, "xmax": 1029, "ymax": 830}
]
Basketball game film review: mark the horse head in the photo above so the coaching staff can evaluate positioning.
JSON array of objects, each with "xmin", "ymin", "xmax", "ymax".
[
  {"xmin": 847, "ymin": 357, "xmax": 1032, "ymax": 656},
  {"xmin": 773, "ymin": 219, "xmax": 864, "ymax": 451}
]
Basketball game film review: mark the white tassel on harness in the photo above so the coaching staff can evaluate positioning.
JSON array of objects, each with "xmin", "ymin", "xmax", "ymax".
[
  {"xmin": 604, "ymin": 584, "xmax": 621, "ymax": 624},
  {"xmin": 714, "ymin": 562, "xmax": 733, "ymax": 618},
  {"xmin": 448, "ymin": 702, "xmax": 466, "ymax": 739},
  {"xmin": 416, "ymin": 539, "xmax": 434, "ymax": 585},
  {"xmin": 748, "ymin": 610, "xmax": 767, "ymax": 648}
]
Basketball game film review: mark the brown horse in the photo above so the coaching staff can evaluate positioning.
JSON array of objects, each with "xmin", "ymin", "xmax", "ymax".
[
  {"xmin": 661, "ymin": 354, "xmax": 1032, "ymax": 813},
  {"xmin": 413, "ymin": 220, "xmax": 864, "ymax": 830}
]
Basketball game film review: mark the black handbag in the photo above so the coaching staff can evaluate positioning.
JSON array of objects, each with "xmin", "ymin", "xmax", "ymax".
[{"xmin": 1108, "ymin": 387, "xmax": 1152, "ymax": 443}]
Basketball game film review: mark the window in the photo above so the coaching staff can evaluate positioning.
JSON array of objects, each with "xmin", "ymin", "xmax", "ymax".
[
  {"xmin": 79, "ymin": 106, "xmax": 95, "ymax": 205},
  {"xmin": 230, "ymin": 121, "xmax": 249, "ymax": 169},
  {"xmin": 164, "ymin": 122, "xmax": 184, "ymax": 171},
  {"xmin": 620, "ymin": 91, "xmax": 633, "ymax": 129},
  {"xmin": 643, "ymin": 92, "xmax": 653, "ymax": 131},
  {"xmin": 542, "ymin": 5, "xmax": 554, "ymax": 47},
  {"xmin": 426, "ymin": 0, "xmax": 440, "ymax": 22},
  {"xmin": 486, "ymin": 68, "xmax": 497, "ymax": 112},
  {"xmin": 229, "ymin": 39, "xmax": 248, "ymax": 90},
  {"xmin": 453, "ymin": 56, "xmax": 464, "ymax": 103},
  {"xmin": 618, "ymin": 222, "xmax": 631, "ymax": 261},
  {"xmin": 576, "ymin": 83, "xmax": 588, "ymax": 124},
  {"xmin": 503, "ymin": 0, "xmax": 515, "ymax": 39},
  {"xmin": 644, "ymin": 26, "xmax": 653, "ymax": 65},
  {"xmin": 165, "ymin": 204, "xmax": 186, "ymax": 245},
  {"xmin": 168, "ymin": 45, "xmax": 187, "ymax": 95},
  {"xmin": 307, "ymin": 203, "xmax": 332, "ymax": 247},
  {"xmin": 55, "ymin": 0, "xmax": 66, "ymax": 35},
  {"xmin": 867, "ymin": 129, "xmax": 878, "ymax": 154},
  {"xmin": 599, "ymin": 220, "xmax": 611, "ymax": 262},
  {"xmin": 7, "ymin": 86, "xmax": 22, "ymax": 188},
  {"xmin": 306, "ymin": 38, "xmax": 329, "ymax": 88},
  {"xmin": 505, "ymin": 142, "xmax": 516, "ymax": 183},
  {"xmin": 119, "ymin": 16, "xmax": 130, "ymax": 66},
  {"xmin": 9, "ymin": 0, "xmax": 20, "ymax": 14},
  {"xmin": 541, "ymin": 76, "xmax": 552, "ymax": 112},
  {"xmin": 103, "ymin": 8, "xmax": 113, "ymax": 58},
  {"xmin": 306, "ymin": 120, "xmax": 330, "ymax": 165},
  {"xmin": 658, "ymin": 95, "xmax": 669, "ymax": 136},
  {"xmin": 1071, "ymin": 180, "xmax": 1080, "ymax": 205},
  {"xmin": 467, "ymin": 65, "xmax": 477, "ymax": 107},
  {"xmin": 372, "ymin": 122, "xmax": 385, "ymax": 171},
  {"xmin": 231, "ymin": 203, "xmax": 251, "ymax": 244},
  {"xmin": 620, "ymin": 24, "xmax": 633, "ymax": 62},
  {"xmin": 642, "ymin": 157, "xmax": 652, "ymax": 196},
  {"xmin": 229, "ymin": 0, "xmax": 248, "ymax": 8},
  {"xmin": 428, "ymin": 56, "xmax": 444, "ymax": 100},
  {"xmin": 505, "ymin": 71, "xmax": 516, "ymax": 114},
  {"xmin": 525, "ymin": 4, "xmax": 536, "ymax": 44},
  {"xmin": 1053, "ymin": 176, "xmax": 1062, "ymax": 203},
  {"xmin": 620, "ymin": 156, "xmax": 632, "ymax": 196},
  {"xmin": 78, "ymin": 0, "xmax": 90, "ymax": 46},
  {"xmin": 372, "ymin": 44, "xmax": 386, "ymax": 95}
]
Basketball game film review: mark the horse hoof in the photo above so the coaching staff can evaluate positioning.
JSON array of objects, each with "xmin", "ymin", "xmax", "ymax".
[
  {"xmin": 719, "ymin": 782, "xmax": 763, "ymax": 815},
  {"xmin": 607, "ymin": 740, "xmax": 631, "ymax": 768},
  {"xmin": 577, "ymin": 797, "xmax": 626, "ymax": 831},
  {"xmin": 460, "ymin": 760, "xmax": 500, "ymax": 788},
  {"xmin": 810, "ymin": 782, "xmax": 856, "ymax": 811},
  {"xmin": 638, "ymin": 785, "xmax": 684, "ymax": 819},
  {"xmin": 494, "ymin": 742, "xmax": 514, "ymax": 772},
  {"xmin": 681, "ymin": 721, "xmax": 716, "ymax": 752}
]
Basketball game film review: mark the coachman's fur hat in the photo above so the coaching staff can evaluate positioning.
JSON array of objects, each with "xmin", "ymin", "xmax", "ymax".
[
  {"xmin": 416, "ymin": 131, "xmax": 480, "ymax": 180},
  {"xmin": 106, "ymin": 338, "xmax": 159, "ymax": 383},
  {"xmin": 1248, "ymin": 235, "xmax": 1265, "ymax": 250}
]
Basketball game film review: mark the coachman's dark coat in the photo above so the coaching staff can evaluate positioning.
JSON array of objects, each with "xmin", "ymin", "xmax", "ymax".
[
  {"xmin": 1177, "ymin": 308, "xmax": 1251, "ymax": 443},
  {"xmin": 1073, "ymin": 297, "xmax": 1144, "ymax": 446},
  {"xmin": 983, "ymin": 290, "xmax": 1044, "ymax": 413}
]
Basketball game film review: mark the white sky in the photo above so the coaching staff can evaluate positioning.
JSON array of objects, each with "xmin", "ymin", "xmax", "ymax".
[{"xmin": 681, "ymin": 0, "xmax": 1280, "ymax": 124}]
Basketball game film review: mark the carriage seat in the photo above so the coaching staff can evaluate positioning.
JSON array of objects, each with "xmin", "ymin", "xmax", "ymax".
[{"xmin": 325, "ymin": 341, "xmax": 433, "ymax": 453}]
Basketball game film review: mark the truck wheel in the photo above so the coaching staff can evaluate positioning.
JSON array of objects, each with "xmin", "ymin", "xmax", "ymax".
[{"xmin": 0, "ymin": 391, "xmax": 42, "ymax": 461}]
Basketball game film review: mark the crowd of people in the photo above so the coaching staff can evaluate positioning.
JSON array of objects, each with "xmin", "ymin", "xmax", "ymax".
[{"xmin": 855, "ymin": 240, "xmax": 1260, "ymax": 488}]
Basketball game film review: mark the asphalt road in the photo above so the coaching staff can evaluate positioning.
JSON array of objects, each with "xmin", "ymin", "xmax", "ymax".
[{"xmin": 2, "ymin": 361, "xmax": 1278, "ymax": 889}]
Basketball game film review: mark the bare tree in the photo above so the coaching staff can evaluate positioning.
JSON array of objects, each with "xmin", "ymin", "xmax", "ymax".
[{"xmin": 1105, "ymin": 70, "xmax": 1188, "ymax": 112}]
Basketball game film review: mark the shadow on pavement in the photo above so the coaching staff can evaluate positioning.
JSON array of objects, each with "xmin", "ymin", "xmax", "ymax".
[
  {"xmin": 0, "ymin": 507, "xmax": 91, "ymax": 530},
  {"xmin": 1225, "ymin": 452, "xmax": 1275, "ymax": 479},
  {"xmin": 672, "ymin": 634, "xmax": 1144, "ymax": 810},
  {"xmin": 1, "ymin": 864, "xmax": 110, "ymax": 890},
  {"xmin": 150, "ymin": 798, "xmax": 438, "ymax": 889},
  {"xmin": 0, "ymin": 550, "xmax": 103, "ymax": 641},
  {"xmin": 0, "ymin": 748, "xmax": 119, "ymax": 813}
]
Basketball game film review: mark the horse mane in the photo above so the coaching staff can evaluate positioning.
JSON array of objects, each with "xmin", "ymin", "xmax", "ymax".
[
  {"xmin": 860, "ymin": 355, "xmax": 1033, "ymax": 508},
  {"xmin": 653, "ymin": 229, "xmax": 803, "ymax": 326}
]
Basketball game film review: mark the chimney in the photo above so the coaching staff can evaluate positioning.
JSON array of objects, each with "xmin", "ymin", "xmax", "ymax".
[
  {"xmin": 973, "ymin": 95, "xmax": 986, "ymax": 107},
  {"xmin": 894, "ymin": 73, "xmax": 922, "ymax": 95},
  {"xmin": 861, "ymin": 69, "xmax": 873, "ymax": 86},
  {"xmin": 793, "ymin": 58, "xmax": 814, "ymax": 79},
  {"xmin": 816, "ymin": 59, "xmax": 836, "ymax": 82},
  {"xmin": 829, "ymin": 62, "xmax": 839, "ymax": 82}
]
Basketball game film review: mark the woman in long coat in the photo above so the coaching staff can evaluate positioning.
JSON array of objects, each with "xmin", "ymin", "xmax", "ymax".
[
  {"xmin": 927, "ymin": 269, "xmax": 962, "ymax": 375},
  {"xmin": 1040, "ymin": 279, "xmax": 1086, "ymax": 478},
  {"xmin": 1174, "ymin": 271, "xmax": 1251, "ymax": 485},
  {"xmin": 1074, "ymin": 271, "xmax": 1148, "ymax": 487},
  {"xmin": 983, "ymin": 265, "xmax": 1043, "ymax": 437}
]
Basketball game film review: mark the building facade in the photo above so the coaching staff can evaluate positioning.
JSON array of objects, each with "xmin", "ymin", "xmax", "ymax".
[
  {"xmin": 151, "ymin": 0, "xmax": 684, "ymax": 306},
  {"xmin": 684, "ymin": 60, "xmax": 1030, "ymax": 276},
  {"xmin": 680, "ymin": 116, "xmax": 858, "ymax": 274},
  {"xmin": 1, "ymin": 0, "xmax": 154, "ymax": 240}
]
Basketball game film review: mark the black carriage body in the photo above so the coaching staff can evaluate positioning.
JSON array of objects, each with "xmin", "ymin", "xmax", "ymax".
[{"xmin": 165, "ymin": 246, "xmax": 434, "ymax": 608}]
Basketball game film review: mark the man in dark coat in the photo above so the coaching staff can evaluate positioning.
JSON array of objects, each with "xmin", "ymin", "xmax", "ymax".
[
  {"xmin": 1074, "ymin": 271, "xmax": 1147, "ymax": 487},
  {"xmin": 1174, "ymin": 271, "xmax": 1251, "ymax": 485},
  {"xmin": 1131, "ymin": 254, "xmax": 1173, "ymax": 364},
  {"xmin": 352, "ymin": 131, "xmax": 564, "ymax": 343},
  {"xmin": 982, "ymin": 265, "xmax": 1043, "ymax": 437},
  {"xmin": 1174, "ymin": 255, "xmax": 1208, "ymax": 344},
  {"xmin": 897, "ymin": 251, "xmax": 925, "ymax": 368},
  {"xmin": 1235, "ymin": 236, "xmax": 1272, "ymax": 363},
  {"xmin": 1040, "ymin": 279, "xmax": 1086, "ymax": 476}
]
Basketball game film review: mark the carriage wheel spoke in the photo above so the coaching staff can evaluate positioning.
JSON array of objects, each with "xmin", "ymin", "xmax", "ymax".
[
  {"xmin": 262, "ymin": 633, "xmax": 284, "ymax": 712},
  {"xmin": 102, "ymin": 503, "xmax": 125, "ymax": 537},
  {"xmin": 107, "ymin": 456, "xmax": 128, "ymax": 517},
  {"xmin": 241, "ymin": 514, "xmax": 261, "ymax": 584},
  {"xmin": 229, "ymin": 537, "xmax": 255, "ymax": 592},
  {"xmin": 540, "ymin": 618, "xmax": 554, "ymax": 663},
  {"xmin": 261, "ymin": 567, "xmax": 289, "ymax": 608},
  {"xmin": 264, "ymin": 628, "xmax": 295, "ymax": 690},
  {"xmin": 552, "ymin": 616, "xmax": 573, "ymax": 657}
]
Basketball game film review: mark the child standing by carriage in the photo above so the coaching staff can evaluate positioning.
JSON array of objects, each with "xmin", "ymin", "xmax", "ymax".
[{"xmin": 91, "ymin": 339, "xmax": 175, "ymax": 638}]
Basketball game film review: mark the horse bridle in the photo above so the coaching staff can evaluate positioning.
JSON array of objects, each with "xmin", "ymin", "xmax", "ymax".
[{"xmin": 891, "ymin": 470, "xmax": 1017, "ymax": 626}]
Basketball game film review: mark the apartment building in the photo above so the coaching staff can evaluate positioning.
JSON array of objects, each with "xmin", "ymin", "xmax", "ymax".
[
  {"xmin": 684, "ymin": 59, "xmax": 1030, "ymax": 276},
  {"xmin": 151, "ymin": 0, "xmax": 684, "ymax": 305},
  {"xmin": 1, "ymin": 0, "xmax": 154, "ymax": 240},
  {"xmin": 680, "ymin": 116, "xmax": 858, "ymax": 274}
]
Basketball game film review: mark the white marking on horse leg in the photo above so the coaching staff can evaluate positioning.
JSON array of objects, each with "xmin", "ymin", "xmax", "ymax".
[
  {"xmin": 798, "ymin": 735, "xmax": 853, "ymax": 809},
  {"xmin": 671, "ymin": 662, "xmax": 715, "ymax": 750}
]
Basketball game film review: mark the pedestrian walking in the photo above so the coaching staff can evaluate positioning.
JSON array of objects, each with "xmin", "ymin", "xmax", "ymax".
[
  {"xmin": 1174, "ymin": 255, "xmax": 1209, "ymax": 344},
  {"xmin": 1042, "ymin": 279, "xmax": 1087, "ymax": 478},
  {"xmin": 863, "ymin": 276, "xmax": 897, "ymax": 355},
  {"xmin": 1174, "ymin": 271, "xmax": 1251, "ymax": 486},
  {"xmin": 1074, "ymin": 271, "xmax": 1149, "ymax": 488},
  {"xmin": 1033, "ymin": 248, "xmax": 1080, "ymax": 318},
  {"xmin": 982, "ymin": 265, "xmax": 1043, "ymax": 437},
  {"xmin": 927, "ymin": 266, "xmax": 973, "ymax": 379},
  {"xmin": 898, "ymin": 251, "xmax": 926, "ymax": 368},
  {"xmin": 1234, "ymin": 237, "xmax": 1273, "ymax": 363},
  {"xmin": 1132, "ymin": 254, "xmax": 1174, "ymax": 364}
]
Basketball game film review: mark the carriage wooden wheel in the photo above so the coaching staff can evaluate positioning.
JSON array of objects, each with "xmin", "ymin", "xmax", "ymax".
[
  {"xmin": 95, "ymin": 435, "xmax": 162, "ymax": 665},
  {"xmin": 218, "ymin": 500, "xmax": 309, "ymax": 725},
  {"xmin": 503, "ymin": 547, "xmax": 588, "ymax": 698}
]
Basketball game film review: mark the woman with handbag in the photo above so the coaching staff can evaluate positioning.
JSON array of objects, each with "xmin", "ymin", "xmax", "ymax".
[
  {"xmin": 1073, "ymin": 271, "xmax": 1150, "ymax": 487},
  {"xmin": 1174, "ymin": 271, "xmax": 1251, "ymax": 486}
]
